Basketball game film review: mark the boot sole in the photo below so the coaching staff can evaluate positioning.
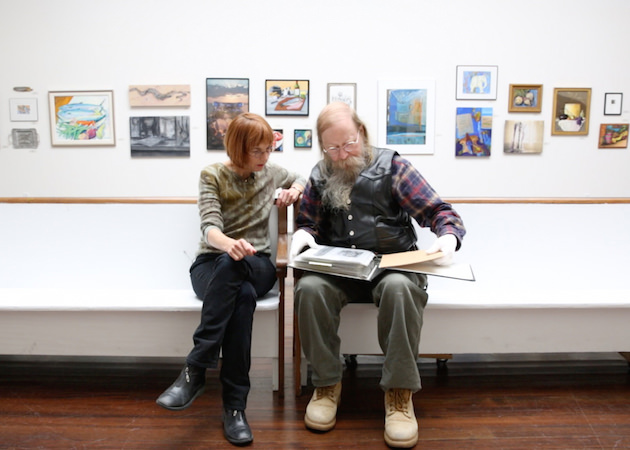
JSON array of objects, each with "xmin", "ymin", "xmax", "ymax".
[
  {"xmin": 384, "ymin": 431, "xmax": 418, "ymax": 448},
  {"xmin": 304, "ymin": 415, "xmax": 336, "ymax": 431},
  {"xmin": 156, "ymin": 386, "xmax": 205, "ymax": 411}
]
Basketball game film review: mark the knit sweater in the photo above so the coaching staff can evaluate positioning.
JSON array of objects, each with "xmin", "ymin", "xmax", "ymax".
[{"xmin": 196, "ymin": 161, "xmax": 305, "ymax": 256}]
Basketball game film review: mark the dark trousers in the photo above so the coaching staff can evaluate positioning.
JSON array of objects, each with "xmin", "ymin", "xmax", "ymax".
[{"xmin": 187, "ymin": 252, "xmax": 276, "ymax": 410}]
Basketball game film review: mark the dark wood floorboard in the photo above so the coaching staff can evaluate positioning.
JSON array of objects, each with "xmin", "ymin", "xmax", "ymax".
[{"xmin": 2, "ymin": 285, "xmax": 630, "ymax": 449}]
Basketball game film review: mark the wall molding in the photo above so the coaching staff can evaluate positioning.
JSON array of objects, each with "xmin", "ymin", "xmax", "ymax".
[{"xmin": 2, "ymin": 197, "xmax": 630, "ymax": 205}]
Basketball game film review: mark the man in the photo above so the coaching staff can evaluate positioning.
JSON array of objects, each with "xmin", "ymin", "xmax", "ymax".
[{"xmin": 290, "ymin": 102, "xmax": 466, "ymax": 448}]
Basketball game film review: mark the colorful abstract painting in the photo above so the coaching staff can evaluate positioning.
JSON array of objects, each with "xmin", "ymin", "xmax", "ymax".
[{"xmin": 455, "ymin": 107, "xmax": 492, "ymax": 157}]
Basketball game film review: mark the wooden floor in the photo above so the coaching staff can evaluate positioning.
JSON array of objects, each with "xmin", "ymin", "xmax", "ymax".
[{"xmin": 2, "ymin": 289, "xmax": 630, "ymax": 449}]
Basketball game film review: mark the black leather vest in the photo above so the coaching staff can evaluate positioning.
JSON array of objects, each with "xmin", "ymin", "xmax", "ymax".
[{"xmin": 312, "ymin": 148, "xmax": 416, "ymax": 254}]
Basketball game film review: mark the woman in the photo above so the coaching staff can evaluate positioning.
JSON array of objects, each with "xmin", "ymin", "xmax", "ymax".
[{"xmin": 157, "ymin": 112, "xmax": 305, "ymax": 446}]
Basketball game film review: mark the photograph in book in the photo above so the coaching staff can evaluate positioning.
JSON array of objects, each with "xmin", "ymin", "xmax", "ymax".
[{"xmin": 291, "ymin": 246, "xmax": 382, "ymax": 280}]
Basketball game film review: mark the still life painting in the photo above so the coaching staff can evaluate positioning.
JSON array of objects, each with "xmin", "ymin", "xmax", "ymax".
[
  {"xmin": 265, "ymin": 80, "xmax": 309, "ymax": 116},
  {"xmin": 48, "ymin": 90, "xmax": 115, "ymax": 146}
]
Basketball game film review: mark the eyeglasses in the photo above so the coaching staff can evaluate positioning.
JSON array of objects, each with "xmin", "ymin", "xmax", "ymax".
[
  {"xmin": 322, "ymin": 129, "xmax": 361, "ymax": 155},
  {"xmin": 248, "ymin": 147, "xmax": 273, "ymax": 158}
]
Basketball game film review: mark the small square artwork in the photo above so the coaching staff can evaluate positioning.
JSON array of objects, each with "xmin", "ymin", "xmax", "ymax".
[
  {"xmin": 598, "ymin": 124, "xmax": 628, "ymax": 149},
  {"xmin": 455, "ymin": 107, "xmax": 492, "ymax": 157},
  {"xmin": 504, "ymin": 120, "xmax": 544, "ymax": 154},
  {"xmin": 294, "ymin": 129, "xmax": 312, "ymax": 148}
]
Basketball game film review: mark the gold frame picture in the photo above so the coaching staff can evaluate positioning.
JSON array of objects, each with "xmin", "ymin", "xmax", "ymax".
[{"xmin": 551, "ymin": 88, "xmax": 591, "ymax": 136}]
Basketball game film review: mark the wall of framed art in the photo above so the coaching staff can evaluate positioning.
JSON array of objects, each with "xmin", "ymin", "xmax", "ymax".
[{"xmin": 0, "ymin": 0, "xmax": 629, "ymax": 198}]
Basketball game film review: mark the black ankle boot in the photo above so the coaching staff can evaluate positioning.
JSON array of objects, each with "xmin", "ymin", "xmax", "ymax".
[
  {"xmin": 223, "ymin": 409, "xmax": 253, "ymax": 446},
  {"xmin": 156, "ymin": 364, "xmax": 205, "ymax": 410}
]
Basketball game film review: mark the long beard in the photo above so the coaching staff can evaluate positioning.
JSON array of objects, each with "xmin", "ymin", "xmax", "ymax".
[{"xmin": 321, "ymin": 147, "xmax": 371, "ymax": 211}]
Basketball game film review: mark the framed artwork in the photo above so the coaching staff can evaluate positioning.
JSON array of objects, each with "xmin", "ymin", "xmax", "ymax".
[
  {"xmin": 327, "ymin": 83, "xmax": 357, "ymax": 109},
  {"xmin": 294, "ymin": 129, "xmax": 312, "ymax": 148},
  {"xmin": 456, "ymin": 65, "xmax": 498, "ymax": 100},
  {"xmin": 48, "ymin": 90, "xmax": 115, "ymax": 146},
  {"xmin": 10, "ymin": 98, "xmax": 38, "ymax": 121},
  {"xmin": 377, "ymin": 79, "xmax": 435, "ymax": 154},
  {"xmin": 128, "ymin": 84, "xmax": 191, "ymax": 107},
  {"xmin": 508, "ymin": 84, "xmax": 543, "ymax": 113},
  {"xmin": 129, "ymin": 116, "xmax": 190, "ymax": 157},
  {"xmin": 604, "ymin": 93, "xmax": 623, "ymax": 116},
  {"xmin": 273, "ymin": 129, "xmax": 284, "ymax": 152},
  {"xmin": 504, "ymin": 120, "xmax": 544, "ymax": 154},
  {"xmin": 598, "ymin": 124, "xmax": 628, "ymax": 149},
  {"xmin": 265, "ymin": 80, "xmax": 309, "ymax": 116},
  {"xmin": 455, "ymin": 107, "xmax": 492, "ymax": 157},
  {"xmin": 206, "ymin": 78, "xmax": 249, "ymax": 150},
  {"xmin": 11, "ymin": 128, "xmax": 39, "ymax": 149},
  {"xmin": 551, "ymin": 88, "xmax": 591, "ymax": 136}
]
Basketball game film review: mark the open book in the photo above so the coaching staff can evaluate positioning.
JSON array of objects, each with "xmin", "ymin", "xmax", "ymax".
[{"xmin": 290, "ymin": 245, "xmax": 474, "ymax": 281}]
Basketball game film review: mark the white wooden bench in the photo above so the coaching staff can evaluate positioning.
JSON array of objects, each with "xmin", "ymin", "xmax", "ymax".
[
  {"xmin": 294, "ymin": 201, "xmax": 630, "ymax": 394},
  {"xmin": 0, "ymin": 199, "xmax": 290, "ymax": 394}
]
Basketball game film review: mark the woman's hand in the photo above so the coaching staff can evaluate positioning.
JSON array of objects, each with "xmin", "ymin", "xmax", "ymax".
[
  {"xmin": 277, "ymin": 185, "xmax": 303, "ymax": 206},
  {"xmin": 226, "ymin": 238, "xmax": 257, "ymax": 261}
]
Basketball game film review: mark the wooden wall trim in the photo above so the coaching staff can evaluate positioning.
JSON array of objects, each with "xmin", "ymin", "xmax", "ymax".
[{"xmin": 1, "ymin": 197, "xmax": 630, "ymax": 205}]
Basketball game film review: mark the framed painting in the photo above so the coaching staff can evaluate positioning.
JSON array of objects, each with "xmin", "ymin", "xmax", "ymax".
[
  {"xmin": 455, "ymin": 107, "xmax": 492, "ymax": 157},
  {"xmin": 377, "ymin": 79, "xmax": 435, "ymax": 154},
  {"xmin": 604, "ymin": 93, "xmax": 623, "ymax": 116},
  {"xmin": 10, "ymin": 98, "xmax": 38, "ymax": 121},
  {"xmin": 456, "ymin": 65, "xmax": 498, "ymax": 100},
  {"xmin": 128, "ymin": 84, "xmax": 191, "ymax": 107},
  {"xmin": 273, "ymin": 129, "xmax": 284, "ymax": 152},
  {"xmin": 206, "ymin": 78, "xmax": 249, "ymax": 150},
  {"xmin": 48, "ymin": 90, "xmax": 115, "ymax": 146},
  {"xmin": 327, "ymin": 83, "xmax": 357, "ymax": 109},
  {"xmin": 129, "ymin": 116, "xmax": 190, "ymax": 157},
  {"xmin": 294, "ymin": 129, "xmax": 312, "ymax": 148},
  {"xmin": 508, "ymin": 84, "xmax": 543, "ymax": 113},
  {"xmin": 265, "ymin": 80, "xmax": 309, "ymax": 116},
  {"xmin": 504, "ymin": 120, "xmax": 544, "ymax": 154},
  {"xmin": 598, "ymin": 123, "xmax": 628, "ymax": 149},
  {"xmin": 551, "ymin": 87, "xmax": 591, "ymax": 136}
]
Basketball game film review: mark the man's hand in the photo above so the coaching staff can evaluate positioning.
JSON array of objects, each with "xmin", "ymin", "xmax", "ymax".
[
  {"xmin": 290, "ymin": 229, "xmax": 320, "ymax": 260},
  {"xmin": 426, "ymin": 234, "xmax": 457, "ymax": 266}
]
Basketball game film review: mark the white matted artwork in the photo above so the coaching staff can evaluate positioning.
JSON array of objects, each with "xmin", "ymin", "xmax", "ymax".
[
  {"xmin": 377, "ymin": 80, "xmax": 435, "ymax": 154},
  {"xmin": 327, "ymin": 83, "xmax": 356, "ymax": 109},
  {"xmin": 456, "ymin": 65, "xmax": 498, "ymax": 100},
  {"xmin": 504, "ymin": 120, "xmax": 544, "ymax": 154},
  {"xmin": 10, "ymin": 98, "xmax": 38, "ymax": 121}
]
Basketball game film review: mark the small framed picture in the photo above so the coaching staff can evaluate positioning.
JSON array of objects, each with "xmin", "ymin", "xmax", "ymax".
[
  {"xmin": 327, "ymin": 83, "xmax": 357, "ymax": 109},
  {"xmin": 265, "ymin": 80, "xmax": 309, "ymax": 116},
  {"xmin": 9, "ymin": 98, "xmax": 38, "ymax": 121},
  {"xmin": 551, "ymin": 87, "xmax": 591, "ymax": 136},
  {"xmin": 456, "ymin": 65, "xmax": 498, "ymax": 100},
  {"xmin": 273, "ymin": 129, "xmax": 284, "ymax": 152},
  {"xmin": 604, "ymin": 93, "xmax": 623, "ymax": 116},
  {"xmin": 508, "ymin": 84, "xmax": 543, "ymax": 113},
  {"xmin": 11, "ymin": 128, "xmax": 39, "ymax": 149},
  {"xmin": 294, "ymin": 129, "xmax": 312, "ymax": 148},
  {"xmin": 48, "ymin": 90, "xmax": 116, "ymax": 146},
  {"xmin": 598, "ymin": 123, "xmax": 628, "ymax": 149}
]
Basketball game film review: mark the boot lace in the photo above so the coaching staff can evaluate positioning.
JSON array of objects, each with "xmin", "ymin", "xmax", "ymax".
[
  {"xmin": 386, "ymin": 389, "xmax": 412, "ymax": 419},
  {"xmin": 314, "ymin": 385, "xmax": 337, "ymax": 401}
]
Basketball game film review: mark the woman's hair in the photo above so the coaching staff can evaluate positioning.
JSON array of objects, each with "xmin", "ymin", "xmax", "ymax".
[
  {"xmin": 316, "ymin": 102, "xmax": 370, "ymax": 151},
  {"xmin": 224, "ymin": 113, "xmax": 274, "ymax": 167}
]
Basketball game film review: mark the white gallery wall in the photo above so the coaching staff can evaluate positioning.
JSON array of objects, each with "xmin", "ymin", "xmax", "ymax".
[{"xmin": 1, "ymin": 0, "xmax": 629, "ymax": 198}]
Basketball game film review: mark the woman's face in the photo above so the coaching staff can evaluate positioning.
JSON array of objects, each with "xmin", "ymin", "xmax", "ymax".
[{"xmin": 243, "ymin": 141, "xmax": 273, "ymax": 173}]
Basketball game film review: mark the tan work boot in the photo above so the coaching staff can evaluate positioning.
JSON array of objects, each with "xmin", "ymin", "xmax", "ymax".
[
  {"xmin": 304, "ymin": 381, "xmax": 342, "ymax": 431},
  {"xmin": 384, "ymin": 388, "xmax": 418, "ymax": 448}
]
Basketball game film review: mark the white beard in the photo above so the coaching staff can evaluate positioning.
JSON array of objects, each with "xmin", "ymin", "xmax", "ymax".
[{"xmin": 321, "ymin": 147, "xmax": 371, "ymax": 211}]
